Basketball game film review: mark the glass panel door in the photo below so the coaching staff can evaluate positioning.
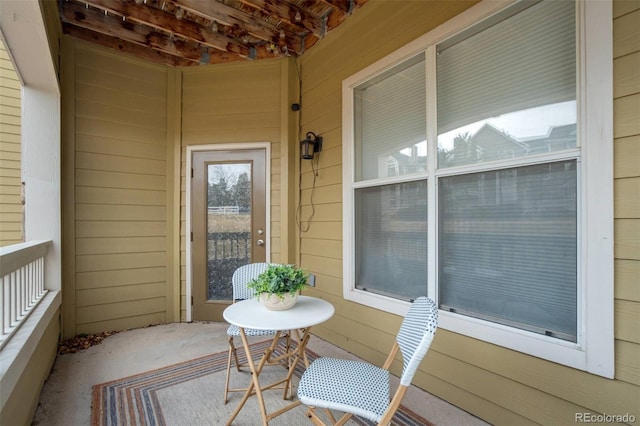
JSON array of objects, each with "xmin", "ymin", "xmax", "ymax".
[
  {"xmin": 206, "ymin": 163, "xmax": 252, "ymax": 301},
  {"xmin": 192, "ymin": 149, "xmax": 266, "ymax": 321}
]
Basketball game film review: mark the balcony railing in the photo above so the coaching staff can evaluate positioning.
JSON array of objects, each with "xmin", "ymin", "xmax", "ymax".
[
  {"xmin": 0, "ymin": 240, "xmax": 52, "ymax": 350},
  {"xmin": 207, "ymin": 231, "xmax": 251, "ymax": 300}
]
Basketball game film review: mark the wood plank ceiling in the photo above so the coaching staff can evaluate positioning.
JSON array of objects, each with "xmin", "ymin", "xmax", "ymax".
[{"xmin": 59, "ymin": 0, "xmax": 369, "ymax": 66}]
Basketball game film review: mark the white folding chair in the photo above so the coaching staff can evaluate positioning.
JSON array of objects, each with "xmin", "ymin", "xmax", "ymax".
[
  {"xmin": 223, "ymin": 262, "xmax": 291, "ymax": 404},
  {"xmin": 297, "ymin": 297, "xmax": 438, "ymax": 425}
]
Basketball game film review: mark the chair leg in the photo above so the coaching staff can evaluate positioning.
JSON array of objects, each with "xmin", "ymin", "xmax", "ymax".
[
  {"xmin": 285, "ymin": 332, "xmax": 293, "ymax": 398},
  {"xmin": 335, "ymin": 413, "xmax": 353, "ymax": 426},
  {"xmin": 306, "ymin": 407, "xmax": 328, "ymax": 426},
  {"xmin": 224, "ymin": 336, "xmax": 241, "ymax": 404},
  {"xmin": 224, "ymin": 346, "xmax": 232, "ymax": 404},
  {"xmin": 377, "ymin": 385, "xmax": 408, "ymax": 425},
  {"xmin": 226, "ymin": 333, "xmax": 294, "ymax": 404},
  {"xmin": 324, "ymin": 408, "xmax": 337, "ymax": 424},
  {"xmin": 305, "ymin": 407, "xmax": 352, "ymax": 426},
  {"xmin": 229, "ymin": 336, "xmax": 242, "ymax": 372}
]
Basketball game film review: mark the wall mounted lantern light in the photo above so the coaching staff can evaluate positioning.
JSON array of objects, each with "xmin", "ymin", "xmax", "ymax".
[{"xmin": 300, "ymin": 132, "xmax": 323, "ymax": 160}]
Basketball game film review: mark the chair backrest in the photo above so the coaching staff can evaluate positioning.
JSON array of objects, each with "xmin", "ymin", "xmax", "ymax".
[
  {"xmin": 396, "ymin": 297, "xmax": 438, "ymax": 386},
  {"xmin": 231, "ymin": 262, "xmax": 272, "ymax": 301}
]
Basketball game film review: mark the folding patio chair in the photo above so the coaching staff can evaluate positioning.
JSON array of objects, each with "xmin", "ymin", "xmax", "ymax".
[
  {"xmin": 223, "ymin": 262, "xmax": 291, "ymax": 404},
  {"xmin": 297, "ymin": 296, "xmax": 438, "ymax": 425}
]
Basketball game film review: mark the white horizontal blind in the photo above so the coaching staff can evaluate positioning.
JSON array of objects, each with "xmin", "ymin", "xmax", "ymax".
[
  {"xmin": 439, "ymin": 163, "xmax": 578, "ymax": 341},
  {"xmin": 355, "ymin": 181, "xmax": 428, "ymax": 301},
  {"xmin": 436, "ymin": 0, "xmax": 576, "ymax": 137},
  {"xmin": 355, "ymin": 54, "xmax": 426, "ymax": 181},
  {"xmin": 435, "ymin": 0, "xmax": 579, "ymax": 341}
]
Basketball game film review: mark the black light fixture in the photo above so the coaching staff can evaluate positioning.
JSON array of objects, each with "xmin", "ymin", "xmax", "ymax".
[{"xmin": 300, "ymin": 132, "xmax": 323, "ymax": 160}]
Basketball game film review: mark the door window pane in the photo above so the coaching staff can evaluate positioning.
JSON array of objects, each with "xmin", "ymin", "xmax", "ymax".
[
  {"xmin": 207, "ymin": 163, "xmax": 252, "ymax": 301},
  {"xmin": 355, "ymin": 181, "xmax": 428, "ymax": 300},
  {"xmin": 355, "ymin": 54, "xmax": 427, "ymax": 181},
  {"xmin": 437, "ymin": 0, "xmax": 576, "ymax": 168},
  {"xmin": 438, "ymin": 161, "xmax": 577, "ymax": 341}
]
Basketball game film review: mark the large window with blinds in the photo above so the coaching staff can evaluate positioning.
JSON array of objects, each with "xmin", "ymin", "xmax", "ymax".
[
  {"xmin": 342, "ymin": 0, "xmax": 614, "ymax": 376},
  {"xmin": 436, "ymin": 0, "xmax": 578, "ymax": 342},
  {"xmin": 353, "ymin": 54, "xmax": 428, "ymax": 300}
]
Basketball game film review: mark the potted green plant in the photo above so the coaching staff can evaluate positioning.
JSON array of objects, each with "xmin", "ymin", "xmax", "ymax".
[{"xmin": 247, "ymin": 264, "xmax": 309, "ymax": 310}]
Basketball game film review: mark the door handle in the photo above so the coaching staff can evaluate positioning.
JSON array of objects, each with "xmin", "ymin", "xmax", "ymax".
[{"xmin": 256, "ymin": 239, "xmax": 265, "ymax": 247}]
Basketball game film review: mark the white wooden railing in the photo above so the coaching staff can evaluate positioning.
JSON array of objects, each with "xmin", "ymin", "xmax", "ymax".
[
  {"xmin": 0, "ymin": 240, "xmax": 51, "ymax": 350},
  {"xmin": 208, "ymin": 206, "xmax": 240, "ymax": 214}
]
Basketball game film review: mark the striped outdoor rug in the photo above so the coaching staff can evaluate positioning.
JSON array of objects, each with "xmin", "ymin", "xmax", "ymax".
[{"xmin": 91, "ymin": 339, "xmax": 432, "ymax": 426}]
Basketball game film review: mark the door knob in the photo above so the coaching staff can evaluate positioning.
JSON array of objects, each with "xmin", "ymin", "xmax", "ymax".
[{"xmin": 256, "ymin": 239, "xmax": 265, "ymax": 246}]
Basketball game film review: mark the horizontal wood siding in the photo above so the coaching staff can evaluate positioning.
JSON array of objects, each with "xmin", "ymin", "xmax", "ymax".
[
  {"xmin": 0, "ymin": 40, "xmax": 23, "ymax": 247},
  {"xmin": 72, "ymin": 43, "xmax": 169, "ymax": 334},
  {"xmin": 180, "ymin": 60, "xmax": 283, "ymax": 321},
  {"xmin": 297, "ymin": 0, "xmax": 640, "ymax": 424},
  {"xmin": 612, "ymin": 0, "xmax": 640, "ymax": 398}
]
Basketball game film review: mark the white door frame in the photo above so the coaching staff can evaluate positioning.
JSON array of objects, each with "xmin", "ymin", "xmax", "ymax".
[{"xmin": 185, "ymin": 142, "xmax": 271, "ymax": 322}]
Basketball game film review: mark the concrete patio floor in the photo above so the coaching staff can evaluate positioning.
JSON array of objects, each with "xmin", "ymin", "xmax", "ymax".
[{"xmin": 33, "ymin": 321, "xmax": 488, "ymax": 425}]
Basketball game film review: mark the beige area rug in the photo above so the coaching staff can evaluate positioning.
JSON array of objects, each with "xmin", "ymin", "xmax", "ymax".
[{"xmin": 91, "ymin": 339, "xmax": 432, "ymax": 426}]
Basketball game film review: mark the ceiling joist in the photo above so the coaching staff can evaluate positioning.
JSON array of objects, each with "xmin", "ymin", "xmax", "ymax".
[
  {"xmin": 171, "ymin": 0, "xmax": 305, "ymax": 54},
  {"xmin": 59, "ymin": 0, "xmax": 368, "ymax": 66}
]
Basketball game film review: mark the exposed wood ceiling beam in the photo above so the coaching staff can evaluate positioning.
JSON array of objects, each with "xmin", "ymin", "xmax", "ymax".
[
  {"xmin": 63, "ymin": 23, "xmax": 194, "ymax": 66},
  {"xmin": 78, "ymin": 0, "xmax": 252, "ymax": 58},
  {"xmin": 60, "ymin": 2, "xmax": 209, "ymax": 62},
  {"xmin": 58, "ymin": 0, "xmax": 370, "ymax": 67},
  {"xmin": 172, "ymin": 0, "xmax": 304, "ymax": 55},
  {"xmin": 237, "ymin": 0, "xmax": 325, "ymax": 39}
]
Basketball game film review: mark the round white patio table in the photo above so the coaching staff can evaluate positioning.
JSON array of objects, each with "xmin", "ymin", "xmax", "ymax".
[{"xmin": 223, "ymin": 295, "xmax": 334, "ymax": 426}]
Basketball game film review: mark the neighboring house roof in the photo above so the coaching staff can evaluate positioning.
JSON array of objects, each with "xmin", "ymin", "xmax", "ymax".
[
  {"xmin": 465, "ymin": 122, "xmax": 578, "ymax": 159},
  {"xmin": 388, "ymin": 150, "xmax": 427, "ymax": 175},
  {"xmin": 519, "ymin": 123, "xmax": 577, "ymax": 154},
  {"xmin": 472, "ymin": 123, "xmax": 530, "ymax": 153}
]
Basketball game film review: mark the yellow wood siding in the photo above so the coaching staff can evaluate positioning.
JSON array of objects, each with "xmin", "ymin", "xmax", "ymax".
[
  {"xmin": 179, "ymin": 59, "xmax": 290, "ymax": 321},
  {"xmin": 613, "ymin": 0, "xmax": 640, "ymax": 402},
  {"xmin": 63, "ymin": 40, "xmax": 172, "ymax": 335},
  {"xmin": 297, "ymin": 0, "xmax": 640, "ymax": 424},
  {"xmin": 0, "ymin": 40, "xmax": 23, "ymax": 247}
]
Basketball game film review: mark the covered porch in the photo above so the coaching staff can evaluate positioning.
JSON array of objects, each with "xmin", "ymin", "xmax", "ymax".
[
  {"xmin": 33, "ymin": 321, "xmax": 487, "ymax": 425},
  {"xmin": 1, "ymin": 0, "xmax": 638, "ymax": 425}
]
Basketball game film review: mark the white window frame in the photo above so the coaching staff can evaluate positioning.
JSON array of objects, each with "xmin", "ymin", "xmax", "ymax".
[{"xmin": 342, "ymin": 0, "xmax": 613, "ymax": 378}]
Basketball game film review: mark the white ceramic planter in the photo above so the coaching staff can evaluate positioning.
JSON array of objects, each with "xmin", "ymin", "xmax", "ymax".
[{"xmin": 260, "ymin": 292, "xmax": 298, "ymax": 311}]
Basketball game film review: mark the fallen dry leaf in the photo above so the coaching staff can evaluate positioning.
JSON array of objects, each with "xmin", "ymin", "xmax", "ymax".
[{"xmin": 57, "ymin": 330, "xmax": 120, "ymax": 354}]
